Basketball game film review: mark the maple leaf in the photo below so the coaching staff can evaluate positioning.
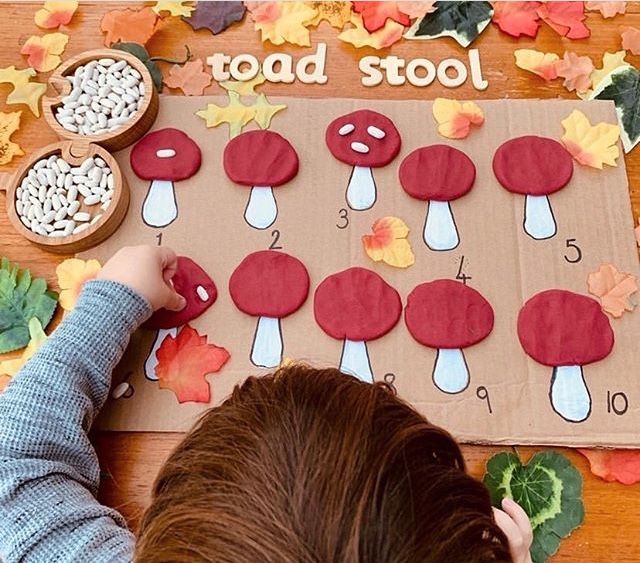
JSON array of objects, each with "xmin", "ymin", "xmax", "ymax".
[
  {"xmin": 163, "ymin": 59, "xmax": 211, "ymax": 95},
  {"xmin": 396, "ymin": 1, "xmax": 438, "ymax": 19},
  {"xmin": 182, "ymin": 1, "xmax": 246, "ymax": 34},
  {"xmin": 432, "ymin": 98, "xmax": 484, "ymax": 139},
  {"xmin": 101, "ymin": 7, "xmax": 160, "ymax": 47},
  {"xmin": 352, "ymin": 2, "xmax": 410, "ymax": 33},
  {"xmin": 536, "ymin": 1, "xmax": 590, "ymax": 39},
  {"xmin": 561, "ymin": 109, "xmax": 619, "ymax": 169},
  {"xmin": 20, "ymin": 32, "xmax": 69, "ymax": 73},
  {"xmin": 0, "ymin": 318, "xmax": 47, "ymax": 377},
  {"xmin": 152, "ymin": 1, "xmax": 194, "ymax": 18},
  {"xmin": 245, "ymin": 1, "xmax": 316, "ymax": 47},
  {"xmin": 492, "ymin": 1, "xmax": 541, "ymax": 38},
  {"xmin": 555, "ymin": 51, "xmax": 594, "ymax": 93},
  {"xmin": 585, "ymin": 1, "xmax": 626, "ymax": 18},
  {"xmin": 514, "ymin": 49, "xmax": 559, "ymax": 81},
  {"xmin": 338, "ymin": 13, "xmax": 405, "ymax": 49},
  {"xmin": 0, "ymin": 66, "xmax": 47, "ymax": 117},
  {"xmin": 362, "ymin": 217, "xmax": 415, "ymax": 269},
  {"xmin": 156, "ymin": 324, "xmax": 230, "ymax": 404},
  {"xmin": 579, "ymin": 449, "xmax": 640, "ymax": 485},
  {"xmin": 220, "ymin": 73, "xmax": 266, "ymax": 96},
  {"xmin": 587, "ymin": 263, "xmax": 637, "ymax": 318},
  {"xmin": 0, "ymin": 111, "xmax": 24, "ymax": 166},
  {"xmin": 56, "ymin": 258, "xmax": 101, "ymax": 311},
  {"xmin": 35, "ymin": 0, "xmax": 78, "ymax": 29},
  {"xmin": 305, "ymin": 1, "xmax": 352, "ymax": 28},
  {"xmin": 252, "ymin": 93, "xmax": 287, "ymax": 129},
  {"xmin": 621, "ymin": 26, "xmax": 640, "ymax": 56},
  {"xmin": 196, "ymin": 91, "xmax": 255, "ymax": 137}
]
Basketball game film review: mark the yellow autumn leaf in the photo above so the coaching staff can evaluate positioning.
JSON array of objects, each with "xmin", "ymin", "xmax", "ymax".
[
  {"xmin": 514, "ymin": 49, "xmax": 559, "ymax": 80},
  {"xmin": 432, "ymin": 98, "xmax": 484, "ymax": 139},
  {"xmin": 338, "ymin": 13, "xmax": 405, "ymax": 49},
  {"xmin": 21, "ymin": 32, "xmax": 69, "ymax": 73},
  {"xmin": 246, "ymin": 1, "xmax": 316, "ymax": 47},
  {"xmin": 561, "ymin": 109, "xmax": 620, "ymax": 169},
  {"xmin": 305, "ymin": 1, "xmax": 352, "ymax": 28},
  {"xmin": 152, "ymin": 0, "xmax": 194, "ymax": 17},
  {"xmin": 0, "ymin": 111, "xmax": 24, "ymax": 166},
  {"xmin": 252, "ymin": 93, "xmax": 287, "ymax": 129},
  {"xmin": 0, "ymin": 318, "xmax": 48, "ymax": 377},
  {"xmin": 35, "ymin": 0, "xmax": 78, "ymax": 29},
  {"xmin": 196, "ymin": 91, "xmax": 256, "ymax": 138},
  {"xmin": 220, "ymin": 73, "xmax": 266, "ymax": 96},
  {"xmin": 362, "ymin": 217, "xmax": 415, "ymax": 269},
  {"xmin": 0, "ymin": 66, "xmax": 47, "ymax": 117},
  {"xmin": 56, "ymin": 258, "xmax": 102, "ymax": 311}
]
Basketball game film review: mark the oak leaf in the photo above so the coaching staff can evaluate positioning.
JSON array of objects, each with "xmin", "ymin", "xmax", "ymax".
[{"xmin": 587, "ymin": 263, "xmax": 637, "ymax": 318}]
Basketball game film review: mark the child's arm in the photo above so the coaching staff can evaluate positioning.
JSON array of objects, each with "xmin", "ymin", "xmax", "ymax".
[{"xmin": 0, "ymin": 246, "xmax": 185, "ymax": 563}]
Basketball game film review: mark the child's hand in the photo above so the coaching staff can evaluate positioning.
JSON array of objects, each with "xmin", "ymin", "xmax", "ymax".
[
  {"xmin": 97, "ymin": 245, "xmax": 187, "ymax": 312},
  {"xmin": 493, "ymin": 498, "xmax": 533, "ymax": 563}
]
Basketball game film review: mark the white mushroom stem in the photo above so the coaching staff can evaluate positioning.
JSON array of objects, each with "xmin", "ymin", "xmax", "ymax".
[
  {"xmin": 142, "ymin": 180, "xmax": 178, "ymax": 228},
  {"xmin": 523, "ymin": 194, "xmax": 557, "ymax": 240},
  {"xmin": 144, "ymin": 327, "xmax": 178, "ymax": 381},
  {"xmin": 346, "ymin": 166, "xmax": 376, "ymax": 211},
  {"xmin": 251, "ymin": 316, "xmax": 283, "ymax": 368},
  {"xmin": 340, "ymin": 339, "xmax": 373, "ymax": 383},
  {"xmin": 550, "ymin": 365, "xmax": 591, "ymax": 422},
  {"xmin": 245, "ymin": 186, "xmax": 278, "ymax": 230},
  {"xmin": 432, "ymin": 348, "xmax": 469, "ymax": 394},
  {"xmin": 423, "ymin": 201, "xmax": 460, "ymax": 251}
]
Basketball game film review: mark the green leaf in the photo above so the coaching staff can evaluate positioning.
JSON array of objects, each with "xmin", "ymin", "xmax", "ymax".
[
  {"xmin": 405, "ymin": 1, "xmax": 493, "ymax": 48},
  {"xmin": 0, "ymin": 258, "xmax": 58, "ymax": 354},
  {"xmin": 112, "ymin": 42, "xmax": 164, "ymax": 92},
  {"xmin": 594, "ymin": 66, "xmax": 640, "ymax": 153},
  {"xmin": 483, "ymin": 450, "xmax": 584, "ymax": 563}
]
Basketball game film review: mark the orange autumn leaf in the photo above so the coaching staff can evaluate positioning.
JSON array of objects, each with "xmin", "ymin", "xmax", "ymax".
[
  {"xmin": 362, "ymin": 216, "xmax": 415, "ymax": 269},
  {"xmin": 555, "ymin": 51, "xmax": 594, "ymax": 94},
  {"xmin": 492, "ymin": 1, "xmax": 541, "ymax": 38},
  {"xmin": 163, "ymin": 59, "xmax": 212, "ymax": 96},
  {"xmin": 432, "ymin": 97, "xmax": 484, "ymax": 139},
  {"xmin": 56, "ymin": 258, "xmax": 102, "ymax": 311},
  {"xmin": 536, "ymin": 1, "xmax": 590, "ymax": 39},
  {"xmin": 156, "ymin": 324, "xmax": 230, "ymax": 404},
  {"xmin": 100, "ymin": 7, "xmax": 160, "ymax": 47},
  {"xmin": 585, "ymin": 1, "xmax": 626, "ymax": 18},
  {"xmin": 35, "ymin": 0, "xmax": 78, "ymax": 29},
  {"xmin": 579, "ymin": 449, "xmax": 640, "ymax": 485},
  {"xmin": 587, "ymin": 264, "xmax": 637, "ymax": 318},
  {"xmin": 514, "ymin": 49, "xmax": 559, "ymax": 81},
  {"xmin": 352, "ymin": 1, "xmax": 410, "ymax": 33},
  {"xmin": 338, "ymin": 13, "xmax": 405, "ymax": 49},
  {"xmin": 621, "ymin": 26, "xmax": 640, "ymax": 56},
  {"xmin": 20, "ymin": 32, "xmax": 69, "ymax": 73}
]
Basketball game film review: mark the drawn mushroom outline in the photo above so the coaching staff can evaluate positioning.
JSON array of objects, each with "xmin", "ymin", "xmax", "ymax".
[
  {"xmin": 229, "ymin": 250, "xmax": 310, "ymax": 368},
  {"xmin": 314, "ymin": 267, "xmax": 402, "ymax": 383},
  {"xmin": 404, "ymin": 279, "xmax": 494, "ymax": 394},
  {"xmin": 130, "ymin": 128, "xmax": 202, "ymax": 228},
  {"xmin": 223, "ymin": 130, "xmax": 299, "ymax": 230},
  {"xmin": 399, "ymin": 144, "xmax": 476, "ymax": 251},
  {"xmin": 517, "ymin": 289, "xmax": 614, "ymax": 423},
  {"xmin": 143, "ymin": 256, "xmax": 218, "ymax": 381},
  {"xmin": 326, "ymin": 109, "xmax": 401, "ymax": 211},
  {"xmin": 493, "ymin": 135, "xmax": 574, "ymax": 240}
]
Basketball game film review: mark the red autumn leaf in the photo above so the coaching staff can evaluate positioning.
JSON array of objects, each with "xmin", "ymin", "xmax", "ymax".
[
  {"xmin": 579, "ymin": 449, "xmax": 640, "ymax": 485},
  {"xmin": 536, "ymin": 1, "xmax": 590, "ymax": 39},
  {"xmin": 352, "ymin": 1, "xmax": 410, "ymax": 33},
  {"xmin": 155, "ymin": 324, "xmax": 230, "ymax": 404},
  {"xmin": 492, "ymin": 1, "xmax": 541, "ymax": 38}
]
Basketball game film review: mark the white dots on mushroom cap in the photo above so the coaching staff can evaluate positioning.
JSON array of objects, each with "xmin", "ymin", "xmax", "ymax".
[
  {"xmin": 367, "ymin": 125, "xmax": 386, "ymax": 139},
  {"xmin": 156, "ymin": 149, "xmax": 176, "ymax": 158},
  {"xmin": 351, "ymin": 141, "xmax": 370, "ymax": 154},
  {"xmin": 196, "ymin": 285, "xmax": 210, "ymax": 302},
  {"xmin": 338, "ymin": 123, "xmax": 355, "ymax": 136}
]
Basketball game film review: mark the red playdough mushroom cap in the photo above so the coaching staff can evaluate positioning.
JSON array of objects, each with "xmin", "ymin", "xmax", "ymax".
[
  {"xmin": 399, "ymin": 145, "xmax": 476, "ymax": 202},
  {"xmin": 314, "ymin": 267, "xmax": 402, "ymax": 342},
  {"xmin": 223, "ymin": 130, "xmax": 299, "ymax": 188},
  {"xmin": 130, "ymin": 128, "xmax": 202, "ymax": 181},
  {"xmin": 325, "ymin": 109, "xmax": 401, "ymax": 168},
  {"xmin": 518, "ymin": 289, "xmax": 614, "ymax": 367},
  {"xmin": 493, "ymin": 135, "xmax": 573, "ymax": 196},
  {"xmin": 145, "ymin": 256, "xmax": 217, "ymax": 330},
  {"xmin": 405, "ymin": 280, "xmax": 494, "ymax": 349},
  {"xmin": 229, "ymin": 250, "xmax": 309, "ymax": 318}
]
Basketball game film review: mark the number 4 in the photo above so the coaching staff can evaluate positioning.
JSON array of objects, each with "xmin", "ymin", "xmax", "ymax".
[{"xmin": 456, "ymin": 255, "xmax": 472, "ymax": 284}]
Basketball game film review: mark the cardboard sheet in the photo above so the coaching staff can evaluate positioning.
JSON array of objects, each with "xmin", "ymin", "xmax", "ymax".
[{"xmin": 81, "ymin": 96, "xmax": 640, "ymax": 447}]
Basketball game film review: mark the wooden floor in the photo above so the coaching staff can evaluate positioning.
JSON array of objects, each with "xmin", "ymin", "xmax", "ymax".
[{"xmin": 1, "ymin": 3, "xmax": 640, "ymax": 560}]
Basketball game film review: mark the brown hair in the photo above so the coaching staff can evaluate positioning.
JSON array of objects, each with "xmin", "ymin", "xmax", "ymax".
[{"xmin": 136, "ymin": 365, "xmax": 510, "ymax": 562}]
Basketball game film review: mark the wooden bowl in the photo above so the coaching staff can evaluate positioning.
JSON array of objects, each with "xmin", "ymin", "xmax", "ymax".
[
  {"xmin": 3, "ymin": 140, "xmax": 129, "ymax": 254},
  {"xmin": 43, "ymin": 48, "xmax": 158, "ymax": 152}
]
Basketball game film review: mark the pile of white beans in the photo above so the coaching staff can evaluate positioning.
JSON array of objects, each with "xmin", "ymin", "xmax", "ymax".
[
  {"xmin": 15, "ymin": 154, "xmax": 114, "ymax": 238},
  {"xmin": 55, "ymin": 58, "xmax": 145, "ymax": 136}
]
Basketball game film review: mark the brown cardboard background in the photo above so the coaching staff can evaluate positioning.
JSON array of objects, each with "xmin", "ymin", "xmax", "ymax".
[{"xmin": 81, "ymin": 96, "xmax": 640, "ymax": 447}]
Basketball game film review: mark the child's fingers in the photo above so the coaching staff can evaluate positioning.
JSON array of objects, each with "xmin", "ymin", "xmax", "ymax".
[
  {"xmin": 493, "ymin": 507, "xmax": 522, "ymax": 545},
  {"xmin": 502, "ymin": 498, "xmax": 533, "ymax": 546},
  {"xmin": 162, "ymin": 284, "xmax": 187, "ymax": 311}
]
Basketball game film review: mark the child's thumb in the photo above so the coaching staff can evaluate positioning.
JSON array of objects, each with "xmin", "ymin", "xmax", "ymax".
[{"xmin": 163, "ymin": 287, "xmax": 187, "ymax": 311}]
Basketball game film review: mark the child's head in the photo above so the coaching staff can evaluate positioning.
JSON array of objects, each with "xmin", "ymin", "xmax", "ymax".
[{"xmin": 136, "ymin": 365, "xmax": 510, "ymax": 562}]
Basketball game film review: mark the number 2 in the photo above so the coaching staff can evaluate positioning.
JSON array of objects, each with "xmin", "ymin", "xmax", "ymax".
[{"xmin": 269, "ymin": 229, "xmax": 283, "ymax": 250}]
